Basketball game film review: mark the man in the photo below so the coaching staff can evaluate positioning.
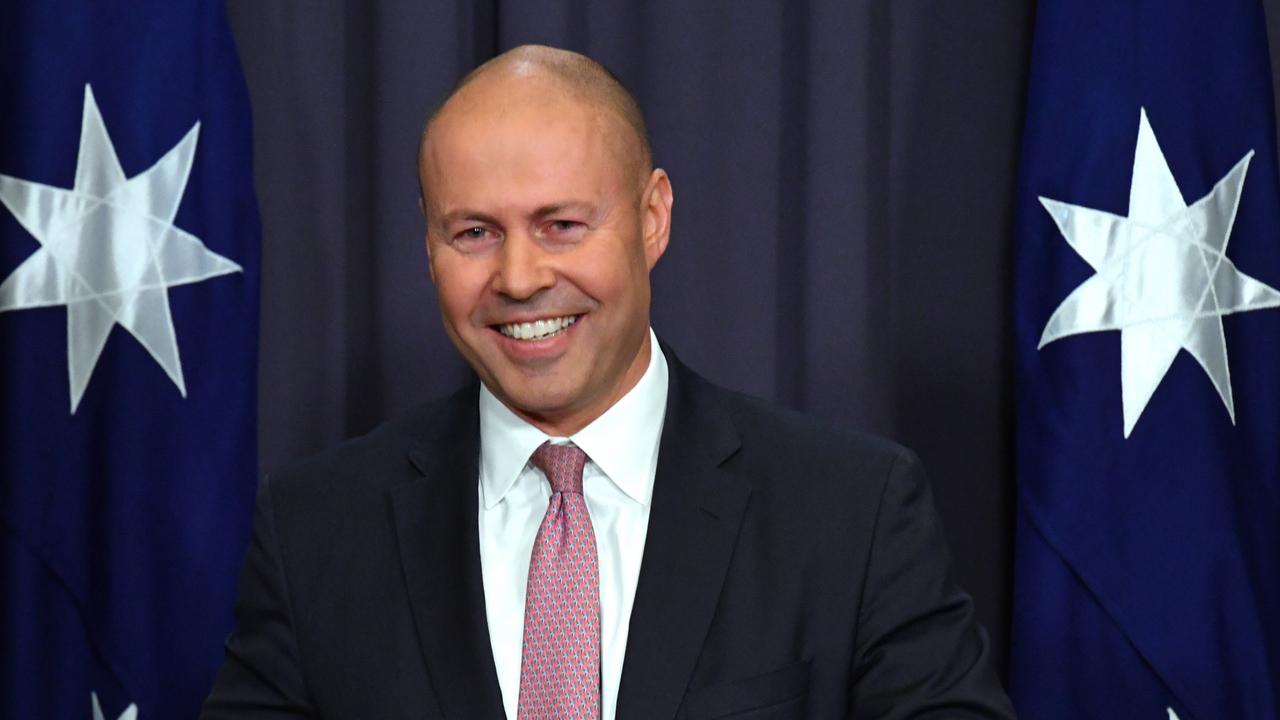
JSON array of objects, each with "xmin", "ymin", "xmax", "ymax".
[{"xmin": 203, "ymin": 45, "xmax": 1014, "ymax": 719}]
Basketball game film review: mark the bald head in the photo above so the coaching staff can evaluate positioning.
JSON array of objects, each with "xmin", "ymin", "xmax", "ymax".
[
  {"xmin": 416, "ymin": 46, "xmax": 675, "ymax": 438},
  {"xmin": 420, "ymin": 45, "xmax": 652, "ymax": 196}
]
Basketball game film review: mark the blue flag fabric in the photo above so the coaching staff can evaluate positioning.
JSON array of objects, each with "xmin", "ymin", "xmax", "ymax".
[
  {"xmin": 0, "ymin": 3, "xmax": 259, "ymax": 719},
  {"xmin": 1011, "ymin": 1, "xmax": 1280, "ymax": 719}
]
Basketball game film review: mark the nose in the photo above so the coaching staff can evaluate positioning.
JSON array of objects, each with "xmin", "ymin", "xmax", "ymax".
[{"xmin": 491, "ymin": 231, "xmax": 555, "ymax": 300}]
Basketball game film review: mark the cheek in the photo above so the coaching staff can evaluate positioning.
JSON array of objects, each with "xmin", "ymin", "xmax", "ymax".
[
  {"xmin": 432, "ymin": 257, "xmax": 490, "ymax": 325},
  {"xmin": 574, "ymin": 236, "xmax": 648, "ymax": 303},
  {"xmin": 572, "ymin": 261, "xmax": 630, "ymax": 309}
]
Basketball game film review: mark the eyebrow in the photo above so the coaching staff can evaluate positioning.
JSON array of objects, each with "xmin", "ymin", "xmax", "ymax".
[
  {"xmin": 437, "ymin": 202, "xmax": 596, "ymax": 229},
  {"xmin": 531, "ymin": 201, "xmax": 594, "ymax": 219},
  {"xmin": 438, "ymin": 210, "xmax": 501, "ymax": 230}
]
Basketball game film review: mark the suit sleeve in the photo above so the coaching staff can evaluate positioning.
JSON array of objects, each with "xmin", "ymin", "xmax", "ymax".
[
  {"xmin": 849, "ymin": 449, "xmax": 1016, "ymax": 719},
  {"xmin": 201, "ymin": 475, "xmax": 316, "ymax": 719}
]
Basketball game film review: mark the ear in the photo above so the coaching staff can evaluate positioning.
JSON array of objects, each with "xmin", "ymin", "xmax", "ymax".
[
  {"xmin": 421, "ymin": 198, "xmax": 438, "ymax": 283},
  {"xmin": 641, "ymin": 168, "xmax": 673, "ymax": 270}
]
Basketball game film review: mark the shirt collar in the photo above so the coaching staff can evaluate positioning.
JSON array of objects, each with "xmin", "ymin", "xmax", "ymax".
[{"xmin": 479, "ymin": 328, "xmax": 669, "ymax": 509}]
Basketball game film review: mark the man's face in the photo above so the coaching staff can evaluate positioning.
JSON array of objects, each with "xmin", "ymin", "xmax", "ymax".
[{"xmin": 420, "ymin": 78, "xmax": 671, "ymax": 435}]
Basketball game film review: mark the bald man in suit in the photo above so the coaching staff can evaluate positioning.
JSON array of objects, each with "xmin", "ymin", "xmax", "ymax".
[{"xmin": 202, "ymin": 45, "xmax": 1015, "ymax": 720}]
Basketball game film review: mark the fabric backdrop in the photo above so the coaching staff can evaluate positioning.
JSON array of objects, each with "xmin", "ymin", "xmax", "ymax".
[{"xmin": 225, "ymin": 0, "xmax": 1033, "ymax": 675}]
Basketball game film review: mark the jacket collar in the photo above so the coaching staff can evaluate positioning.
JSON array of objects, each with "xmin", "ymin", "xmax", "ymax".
[
  {"xmin": 392, "ymin": 383, "xmax": 507, "ymax": 718},
  {"xmin": 392, "ymin": 346, "xmax": 748, "ymax": 720},
  {"xmin": 614, "ymin": 346, "xmax": 748, "ymax": 720}
]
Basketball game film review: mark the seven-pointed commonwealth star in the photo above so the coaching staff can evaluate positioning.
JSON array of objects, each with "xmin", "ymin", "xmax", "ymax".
[
  {"xmin": 1038, "ymin": 109, "xmax": 1280, "ymax": 437},
  {"xmin": 0, "ymin": 85, "xmax": 240, "ymax": 413}
]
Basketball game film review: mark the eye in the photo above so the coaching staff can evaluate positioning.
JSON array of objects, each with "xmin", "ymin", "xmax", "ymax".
[
  {"xmin": 450, "ymin": 225, "xmax": 499, "ymax": 252},
  {"xmin": 543, "ymin": 220, "xmax": 587, "ymax": 242}
]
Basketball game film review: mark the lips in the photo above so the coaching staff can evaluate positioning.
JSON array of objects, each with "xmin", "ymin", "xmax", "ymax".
[{"xmin": 495, "ymin": 314, "xmax": 579, "ymax": 341}]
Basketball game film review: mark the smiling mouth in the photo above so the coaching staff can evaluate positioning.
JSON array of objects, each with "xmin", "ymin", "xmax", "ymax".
[{"xmin": 495, "ymin": 314, "xmax": 580, "ymax": 341}]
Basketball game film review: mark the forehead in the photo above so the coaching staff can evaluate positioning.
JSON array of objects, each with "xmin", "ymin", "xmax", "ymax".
[{"xmin": 421, "ymin": 80, "xmax": 633, "ymax": 214}]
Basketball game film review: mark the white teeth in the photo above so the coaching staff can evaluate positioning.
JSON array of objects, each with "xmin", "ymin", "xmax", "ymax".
[{"xmin": 499, "ymin": 315, "xmax": 578, "ymax": 340}]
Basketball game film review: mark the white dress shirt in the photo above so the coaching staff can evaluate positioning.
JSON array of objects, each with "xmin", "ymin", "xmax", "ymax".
[{"xmin": 478, "ymin": 329, "xmax": 668, "ymax": 720}]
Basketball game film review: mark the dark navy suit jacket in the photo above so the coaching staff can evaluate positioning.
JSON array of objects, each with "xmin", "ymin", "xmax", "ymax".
[{"xmin": 202, "ymin": 351, "xmax": 1015, "ymax": 719}]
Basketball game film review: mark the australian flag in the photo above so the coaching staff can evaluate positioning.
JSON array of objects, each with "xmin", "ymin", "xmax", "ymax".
[
  {"xmin": 1011, "ymin": 0, "xmax": 1280, "ymax": 718},
  {"xmin": 0, "ymin": 2, "xmax": 259, "ymax": 719}
]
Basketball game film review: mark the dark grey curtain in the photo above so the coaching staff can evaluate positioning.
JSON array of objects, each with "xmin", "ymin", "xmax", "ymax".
[{"xmin": 226, "ymin": 0, "xmax": 1034, "ymax": 674}]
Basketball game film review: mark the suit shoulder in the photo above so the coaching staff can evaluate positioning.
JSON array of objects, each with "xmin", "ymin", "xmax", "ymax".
[
  {"xmin": 266, "ymin": 385, "xmax": 475, "ymax": 500},
  {"xmin": 707, "ymin": 380, "xmax": 912, "ymax": 470},
  {"xmin": 686, "ymin": 374, "xmax": 925, "ymax": 559}
]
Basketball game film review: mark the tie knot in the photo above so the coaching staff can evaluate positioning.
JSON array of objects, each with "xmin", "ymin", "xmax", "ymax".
[{"xmin": 529, "ymin": 441, "xmax": 588, "ymax": 494}]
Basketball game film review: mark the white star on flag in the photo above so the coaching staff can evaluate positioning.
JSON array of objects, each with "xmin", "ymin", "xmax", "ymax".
[
  {"xmin": 1037, "ymin": 108, "xmax": 1280, "ymax": 436},
  {"xmin": 0, "ymin": 84, "xmax": 240, "ymax": 413},
  {"xmin": 91, "ymin": 692, "xmax": 137, "ymax": 720}
]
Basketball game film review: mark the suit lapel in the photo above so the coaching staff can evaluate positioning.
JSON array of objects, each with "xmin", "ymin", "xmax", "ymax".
[
  {"xmin": 390, "ymin": 389, "xmax": 507, "ymax": 719},
  {"xmin": 615, "ymin": 357, "xmax": 749, "ymax": 720}
]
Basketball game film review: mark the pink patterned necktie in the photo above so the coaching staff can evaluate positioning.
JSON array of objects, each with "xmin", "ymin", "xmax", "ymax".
[{"xmin": 517, "ymin": 441, "xmax": 601, "ymax": 720}]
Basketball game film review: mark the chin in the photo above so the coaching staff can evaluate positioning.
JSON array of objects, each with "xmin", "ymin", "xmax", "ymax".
[{"xmin": 504, "ymin": 387, "xmax": 579, "ymax": 418}]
